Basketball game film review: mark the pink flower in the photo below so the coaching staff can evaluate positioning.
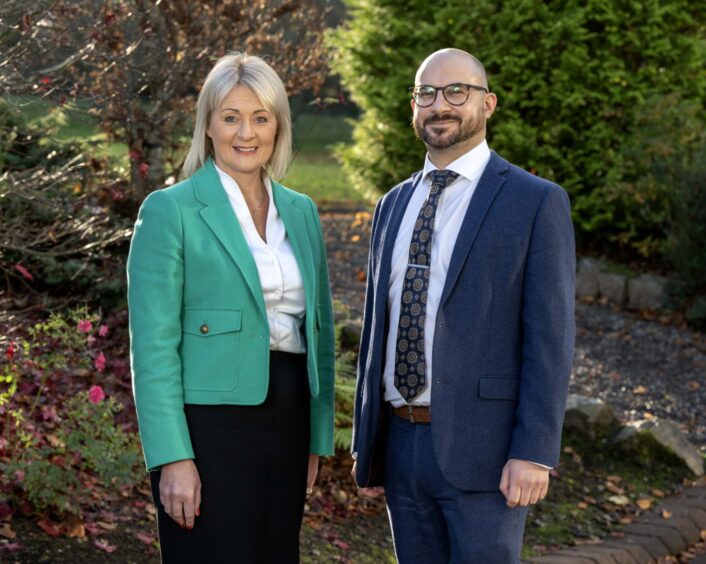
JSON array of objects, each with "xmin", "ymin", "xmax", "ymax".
[
  {"xmin": 138, "ymin": 162, "xmax": 150, "ymax": 179},
  {"xmin": 89, "ymin": 385, "xmax": 106, "ymax": 404},
  {"xmin": 87, "ymin": 335, "xmax": 96, "ymax": 346},
  {"xmin": 77, "ymin": 319, "xmax": 93, "ymax": 333},
  {"xmin": 98, "ymin": 324, "xmax": 109, "ymax": 337},
  {"xmin": 6, "ymin": 341, "xmax": 16, "ymax": 362},
  {"xmin": 94, "ymin": 352, "xmax": 106, "ymax": 373}
]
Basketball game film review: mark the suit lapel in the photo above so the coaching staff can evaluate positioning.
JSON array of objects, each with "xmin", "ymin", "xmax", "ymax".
[
  {"xmin": 192, "ymin": 159, "xmax": 266, "ymax": 313},
  {"xmin": 376, "ymin": 172, "xmax": 423, "ymax": 310},
  {"xmin": 271, "ymin": 181, "xmax": 315, "ymax": 317},
  {"xmin": 440, "ymin": 152, "xmax": 508, "ymax": 306}
]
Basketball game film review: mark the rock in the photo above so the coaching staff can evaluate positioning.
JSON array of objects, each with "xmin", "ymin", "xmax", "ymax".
[
  {"xmin": 576, "ymin": 257, "xmax": 603, "ymax": 298},
  {"xmin": 598, "ymin": 271, "xmax": 628, "ymax": 306},
  {"xmin": 564, "ymin": 394, "xmax": 620, "ymax": 438},
  {"xmin": 627, "ymin": 274, "xmax": 667, "ymax": 310},
  {"xmin": 615, "ymin": 418, "xmax": 705, "ymax": 477}
]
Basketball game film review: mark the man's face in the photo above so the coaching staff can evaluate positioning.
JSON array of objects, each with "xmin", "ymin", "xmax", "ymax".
[{"xmin": 412, "ymin": 56, "xmax": 493, "ymax": 151}]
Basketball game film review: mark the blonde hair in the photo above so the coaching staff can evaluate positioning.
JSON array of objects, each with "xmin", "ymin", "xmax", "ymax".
[{"xmin": 181, "ymin": 52, "xmax": 292, "ymax": 180}]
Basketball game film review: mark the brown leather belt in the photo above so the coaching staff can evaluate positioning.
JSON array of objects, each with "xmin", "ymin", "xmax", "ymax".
[{"xmin": 392, "ymin": 405, "xmax": 431, "ymax": 424}]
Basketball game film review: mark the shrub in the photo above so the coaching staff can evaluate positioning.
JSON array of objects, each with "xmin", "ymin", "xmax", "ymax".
[
  {"xmin": 0, "ymin": 309, "xmax": 141, "ymax": 518},
  {"xmin": 328, "ymin": 0, "xmax": 706, "ymax": 258}
]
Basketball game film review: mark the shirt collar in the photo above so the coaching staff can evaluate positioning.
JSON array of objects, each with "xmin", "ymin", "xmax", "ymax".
[
  {"xmin": 213, "ymin": 164, "xmax": 276, "ymax": 221},
  {"xmin": 422, "ymin": 139, "xmax": 491, "ymax": 184}
]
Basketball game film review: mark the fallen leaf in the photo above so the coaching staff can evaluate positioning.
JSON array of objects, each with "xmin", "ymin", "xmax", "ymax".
[
  {"xmin": 94, "ymin": 539, "xmax": 118, "ymax": 553},
  {"xmin": 583, "ymin": 496, "xmax": 598, "ymax": 505},
  {"xmin": 356, "ymin": 270, "xmax": 366, "ymax": 283},
  {"xmin": 688, "ymin": 381, "xmax": 700, "ymax": 390},
  {"xmin": 636, "ymin": 498, "xmax": 652, "ymax": 510},
  {"xmin": 619, "ymin": 517, "xmax": 633, "ymax": 525},
  {"xmin": 662, "ymin": 510, "xmax": 673, "ymax": 519},
  {"xmin": 643, "ymin": 412, "xmax": 655, "ymax": 420},
  {"xmin": 633, "ymin": 385, "xmax": 648, "ymax": 394},
  {"xmin": 36, "ymin": 519, "xmax": 61, "ymax": 537},
  {"xmin": 608, "ymin": 495, "xmax": 630, "ymax": 506},
  {"xmin": 65, "ymin": 515, "xmax": 85, "ymax": 539},
  {"xmin": 135, "ymin": 531, "xmax": 155, "ymax": 545},
  {"xmin": 0, "ymin": 523, "xmax": 16, "ymax": 539},
  {"xmin": 606, "ymin": 482, "xmax": 624, "ymax": 495},
  {"xmin": 0, "ymin": 542, "xmax": 24, "ymax": 552},
  {"xmin": 97, "ymin": 521, "xmax": 117, "ymax": 531},
  {"xmin": 607, "ymin": 475, "xmax": 622, "ymax": 483},
  {"xmin": 652, "ymin": 489, "xmax": 666, "ymax": 497},
  {"xmin": 13, "ymin": 263, "xmax": 33, "ymax": 281},
  {"xmin": 701, "ymin": 530, "xmax": 706, "ymax": 541},
  {"xmin": 577, "ymin": 502, "xmax": 588, "ymax": 509},
  {"xmin": 351, "ymin": 235, "xmax": 361, "ymax": 243}
]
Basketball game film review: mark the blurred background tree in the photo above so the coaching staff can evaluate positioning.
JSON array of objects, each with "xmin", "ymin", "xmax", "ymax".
[
  {"xmin": 0, "ymin": 0, "xmax": 329, "ymax": 299},
  {"xmin": 328, "ymin": 0, "xmax": 706, "ymax": 259}
]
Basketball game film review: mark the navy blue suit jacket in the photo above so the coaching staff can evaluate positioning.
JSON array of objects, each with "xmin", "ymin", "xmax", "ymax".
[{"xmin": 352, "ymin": 152, "xmax": 576, "ymax": 491}]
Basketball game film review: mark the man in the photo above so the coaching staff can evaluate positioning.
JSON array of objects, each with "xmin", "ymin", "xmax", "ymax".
[{"xmin": 351, "ymin": 48, "xmax": 575, "ymax": 563}]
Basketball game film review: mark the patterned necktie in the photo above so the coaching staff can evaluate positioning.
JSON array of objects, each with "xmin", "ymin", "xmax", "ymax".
[{"xmin": 394, "ymin": 169, "xmax": 459, "ymax": 402}]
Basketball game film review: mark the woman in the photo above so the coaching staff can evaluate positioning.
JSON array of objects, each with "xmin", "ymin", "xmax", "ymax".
[{"xmin": 127, "ymin": 52, "xmax": 335, "ymax": 563}]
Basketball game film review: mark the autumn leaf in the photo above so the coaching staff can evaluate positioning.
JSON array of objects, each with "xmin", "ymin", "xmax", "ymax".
[
  {"xmin": 0, "ymin": 523, "xmax": 16, "ymax": 539},
  {"xmin": 661, "ymin": 510, "xmax": 673, "ymax": 519},
  {"xmin": 688, "ymin": 381, "xmax": 701, "ymax": 390},
  {"xmin": 636, "ymin": 498, "xmax": 652, "ymax": 510},
  {"xmin": 351, "ymin": 235, "xmax": 361, "ymax": 243},
  {"xmin": 13, "ymin": 263, "xmax": 33, "ymax": 281},
  {"xmin": 94, "ymin": 539, "xmax": 118, "ymax": 553},
  {"xmin": 633, "ymin": 385, "xmax": 648, "ymax": 394},
  {"xmin": 652, "ymin": 489, "xmax": 666, "ymax": 497},
  {"xmin": 36, "ymin": 519, "xmax": 61, "ymax": 537},
  {"xmin": 606, "ymin": 482, "xmax": 624, "ymax": 495},
  {"xmin": 577, "ymin": 502, "xmax": 588, "ymax": 509},
  {"xmin": 608, "ymin": 495, "xmax": 630, "ymax": 506},
  {"xmin": 606, "ymin": 475, "xmax": 622, "ymax": 483},
  {"xmin": 135, "ymin": 531, "xmax": 155, "ymax": 545}
]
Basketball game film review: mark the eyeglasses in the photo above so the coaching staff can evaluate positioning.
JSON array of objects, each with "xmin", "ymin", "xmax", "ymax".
[{"xmin": 409, "ymin": 83, "xmax": 489, "ymax": 107}]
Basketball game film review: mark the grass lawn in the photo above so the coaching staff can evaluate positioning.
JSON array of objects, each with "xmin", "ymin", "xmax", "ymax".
[{"xmin": 6, "ymin": 95, "xmax": 365, "ymax": 204}]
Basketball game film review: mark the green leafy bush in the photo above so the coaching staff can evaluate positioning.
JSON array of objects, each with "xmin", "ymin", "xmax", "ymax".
[
  {"xmin": 328, "ymin": 0, "xmax": 706, "ymax": 257},
  {"xmin": 0, "ymin": 309, "xmax": 141, "ymax": 518}
]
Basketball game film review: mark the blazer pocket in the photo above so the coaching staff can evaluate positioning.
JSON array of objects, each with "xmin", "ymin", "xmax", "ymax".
[
  {"xmin": 478, "ymin": 376, "xmax": 520, "ymax": 401},
  {"xmin": 181, "ymin": 308, "xmax": 242, "ymax": 392}
]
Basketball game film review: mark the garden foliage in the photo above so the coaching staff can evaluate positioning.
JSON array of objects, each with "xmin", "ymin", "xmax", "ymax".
[
  {"xmin": 328, "ymin": 0, "xmax": 706, "ymax": 258},
  {"xmin": 0, "ymin": 309, "xmax": 141, "ymax": 519}
]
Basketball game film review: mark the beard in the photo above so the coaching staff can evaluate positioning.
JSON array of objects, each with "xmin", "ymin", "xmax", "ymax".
[{"xmin": 413, "ymin": 110, "xmax": 484, "ymax": 149}]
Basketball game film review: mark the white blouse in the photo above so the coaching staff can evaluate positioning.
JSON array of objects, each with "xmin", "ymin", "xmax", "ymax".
[{"xmin": 215, "ymin": 165, "xmax": 307, "ymax": 354}]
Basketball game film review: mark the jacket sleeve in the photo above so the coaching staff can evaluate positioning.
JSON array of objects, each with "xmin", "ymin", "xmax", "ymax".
[
  {"xmin": 351, "ymin": 197, "xmax": 383, "ymax": 458},
  {"xmin": 127, "ymin": 189, "xmax": 194, "ymax": 471},
  {"xmin": 306, "ymin": 197, "xmax": 336, "ymax": 456},
  {"xmin": 508, "ymin": 185, "xmax": 576, "ymax": 467}
]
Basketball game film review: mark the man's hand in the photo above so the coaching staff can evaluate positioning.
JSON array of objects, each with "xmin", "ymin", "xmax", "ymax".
[
  {"xmin": 307, "ymin": 454, "xmax": 319, "ymax": 491},
  {"xmin": 159, "ymin": 459, "xmax": 201, "ymax": 529},
  {"xmin": 351, "ymin": 461, "xmax": 385, "ymax": 497},
  {"xmin": 499, "ymin": 458, "xmax": 549, "ymax": 507}
]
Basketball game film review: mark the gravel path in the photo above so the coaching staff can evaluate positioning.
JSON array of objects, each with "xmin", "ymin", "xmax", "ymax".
[{"xmin": 320, "ymin": 209, "xmax": 706, "ymax": 452}]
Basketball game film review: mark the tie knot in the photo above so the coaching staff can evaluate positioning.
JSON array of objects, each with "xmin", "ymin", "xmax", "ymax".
[{"xmin": 428, "ymin": 169, "xmax": 459, "ymax": 190}]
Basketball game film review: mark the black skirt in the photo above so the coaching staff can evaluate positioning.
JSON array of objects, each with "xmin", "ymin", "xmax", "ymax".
[{"xmin": 150, "ymin": 351, "xmax": 310, "ymax": 563}]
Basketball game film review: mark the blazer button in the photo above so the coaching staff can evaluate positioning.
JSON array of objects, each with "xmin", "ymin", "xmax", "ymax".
[{"xmin": 200, "ymin": 324, "xmax": 209, "ymax": 334}]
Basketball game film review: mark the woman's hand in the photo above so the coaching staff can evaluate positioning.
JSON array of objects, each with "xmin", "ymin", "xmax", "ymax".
[
  {"xmin": 159, "ymin": 459, "xmax": 202, "ymax": 529},
  {"xmin": 306, "ymin": 454, "xmax": 319, "ymax": 493}
]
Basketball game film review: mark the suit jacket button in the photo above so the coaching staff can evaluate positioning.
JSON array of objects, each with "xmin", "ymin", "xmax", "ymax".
[{"xmin": 200, "ymin": 324, "xmax": 209, "ymax": 334}]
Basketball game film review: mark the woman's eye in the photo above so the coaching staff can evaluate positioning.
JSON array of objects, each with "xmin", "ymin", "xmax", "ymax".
[
  {"xmin": 255, "ymin": 116, "xmax": 268, "ymax": 123},
  {"xmin": 224, "ymin": 115, "xmax": 237, "ymax": 123}
]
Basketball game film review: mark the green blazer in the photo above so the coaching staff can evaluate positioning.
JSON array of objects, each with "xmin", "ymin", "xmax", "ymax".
[{"xmin": 127, "ymin": 159, "xmax": 335, "ymax": 471}]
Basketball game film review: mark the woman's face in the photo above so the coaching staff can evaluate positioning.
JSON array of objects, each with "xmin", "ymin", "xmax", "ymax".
[{"xmin": 207, "ymin": 84, "xmax": 278, "ymax": 181}]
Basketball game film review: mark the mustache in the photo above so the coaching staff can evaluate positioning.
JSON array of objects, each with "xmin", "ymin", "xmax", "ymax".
[{"xmin": 424, "ymin": 113, "xmax": 461, "ymax": 126}]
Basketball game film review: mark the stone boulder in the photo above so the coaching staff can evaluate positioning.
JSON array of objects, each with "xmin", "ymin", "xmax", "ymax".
[
  {"xmin": 576, "ymin": 257, "xmax": 603, "ymax": 298},
  {"xmin": 564, "ymin": 394, "xmax": 620, "ymax": 439},
  {"xmin": 615, "ymin": 418, "xmax": 704, "ymax": 477},
  {"xmin": 627, "ymin": 274, "xmax": 667, "ymax": 310},
  {"xmin": 598, "ymin": 271, "xmax": 628, "ymax": 306}
]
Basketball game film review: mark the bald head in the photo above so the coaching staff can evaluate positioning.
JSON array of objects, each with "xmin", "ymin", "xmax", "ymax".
[{"xmin": 415, "ymin": 48, "xmax": 488, "ymax": 89}]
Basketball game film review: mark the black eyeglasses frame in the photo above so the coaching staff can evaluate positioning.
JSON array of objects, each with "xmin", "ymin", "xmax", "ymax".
[{"xmin": 408, "ymin": 83, "xmax": 489, "ymax": 107}]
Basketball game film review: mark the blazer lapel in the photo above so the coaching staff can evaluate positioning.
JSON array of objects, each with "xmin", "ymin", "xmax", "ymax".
[
  {"xmin": 440, "ymin": 152, "xmax": 508, "ymax": 306},
  {"xmin": 192, "ymin": 159, "xmax": 266, "ymax": 314},
  {"xmin": 376, "ymin": 172, "xmax": 423, "ymax": 311},
  {"xmin": 271, "ymin": 181, "xmax": 315, "ymax": 318}
]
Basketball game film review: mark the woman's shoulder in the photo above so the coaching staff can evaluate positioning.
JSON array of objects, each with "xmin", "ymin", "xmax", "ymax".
[{"xmin": 271, "ymin": 180, "xmax": 317, "ymax": 212}]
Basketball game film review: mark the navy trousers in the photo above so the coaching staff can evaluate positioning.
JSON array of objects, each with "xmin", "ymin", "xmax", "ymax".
[{"xmin": 383, "ymin": 414, "xmax": 529, "ymax": 564}]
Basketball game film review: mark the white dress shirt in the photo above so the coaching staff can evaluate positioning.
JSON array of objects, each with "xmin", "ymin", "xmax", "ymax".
[
  {"xmin": 383, "ymin": 140, "xmax": 491, "ymax": 406},
  {"xmin": 215, "ymin": 165, "xmax": 306, "ymax": 354}
]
